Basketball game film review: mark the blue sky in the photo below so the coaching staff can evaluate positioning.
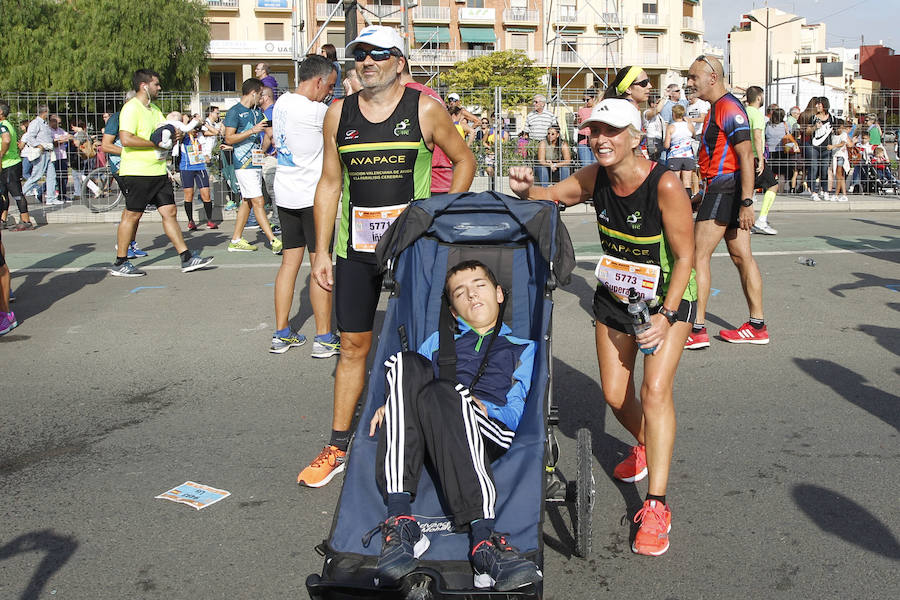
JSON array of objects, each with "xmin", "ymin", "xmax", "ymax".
[{"xmin": 702, "ymin": 0, "xmax": 899, "ymax": 52}]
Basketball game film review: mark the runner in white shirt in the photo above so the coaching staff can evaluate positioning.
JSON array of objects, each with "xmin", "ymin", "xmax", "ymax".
[{"xmin": 269, "ymin": 55, "xmax": 341, "ymax": 358}]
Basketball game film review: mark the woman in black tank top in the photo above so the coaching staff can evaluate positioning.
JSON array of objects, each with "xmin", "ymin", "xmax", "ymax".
[{"xmin": 509, "ymin": 98, "xmax": 696, "ymax": 557}]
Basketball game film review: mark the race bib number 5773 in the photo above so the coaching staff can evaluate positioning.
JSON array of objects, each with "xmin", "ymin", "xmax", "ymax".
[
  {"xmin": 595, "ymin": 255, "xmax": 661, "ymax": 303},
  {"xmin": 351, "ymin": 203, "xmax": 408, "ymax": 253}
]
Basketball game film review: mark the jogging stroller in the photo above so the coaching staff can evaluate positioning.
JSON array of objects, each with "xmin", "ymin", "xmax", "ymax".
[{"xmin": 306, "ymin": 192, "xmax": 591, "ymax": 600}]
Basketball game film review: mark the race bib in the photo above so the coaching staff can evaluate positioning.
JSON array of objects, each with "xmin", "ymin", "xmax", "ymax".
[
  {"xmin": 251, "ymin": 148, "xmax": 266, "ymax": 166},
  {"xmin": 595, "ymin": 255, "xmax": 661, "ymax": 303},
  {"xmin": 351, "ymin": 203, "xmax": 407, "ymax": 253}
]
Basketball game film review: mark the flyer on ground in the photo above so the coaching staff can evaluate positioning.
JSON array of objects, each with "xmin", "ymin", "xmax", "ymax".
[{"xmin": 155, "ymin": 481, "xmax": 231, "ymax": 510}]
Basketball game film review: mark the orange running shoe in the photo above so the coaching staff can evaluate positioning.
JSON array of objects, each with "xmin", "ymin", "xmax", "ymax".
[
  {"xmin": 297, "ymin": 445, "xmax": 346, "ymax": 488},
  {"xmin": 632, "ymin": 499, "xmax": 672, "ymax": 556},
  {"xmin": 613, "ymin": 444, "xmax": 647, "ymax": 483}
]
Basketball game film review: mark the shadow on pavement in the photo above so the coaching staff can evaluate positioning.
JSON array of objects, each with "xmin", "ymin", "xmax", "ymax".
[
  {"xmin": 857, "ymin": 324, "xmax": 900, "ymax": 357},
  {"xmin": 0, "ymin": 530, "xmax": 78, "ymax": 600},
  {"xmin": 817, "ymin": 234, "xmax": 900, "ymax": 265},
  {"xmin": 11, "ymin": 243, "xmax": 105, "ymax": 321},
  {"xmin": 793, "ymin": 358, "xmax": 898, "ymax": 432},
  {"xmin": 829, "ymin": 272, "xmax": 900, "ymax": 297},
  {"xmin": 851, "ymin": 218, "xmax": 900, "ymax": 231},
  {"xmin": 792, "ymin": 484, "xmax": 900, "ymax": 560}
]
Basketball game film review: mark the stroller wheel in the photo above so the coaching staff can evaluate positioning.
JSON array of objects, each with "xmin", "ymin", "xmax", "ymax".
[
  {"xmin": 574, "ymin": 427, "xmax": 595, "ymax": 558},
  {"xmin": 402, "ymin": 573, "xmax": 434, "ymax": 600}
]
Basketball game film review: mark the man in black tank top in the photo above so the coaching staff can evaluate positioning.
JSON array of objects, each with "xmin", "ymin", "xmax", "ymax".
[{"xmin": 300, "ymin": 26, "xmax": 475, "ymax": 489}]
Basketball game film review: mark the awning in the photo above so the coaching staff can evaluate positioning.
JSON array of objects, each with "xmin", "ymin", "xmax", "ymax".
[
  {"xmin": 414, "ymin": 26, "xmax": 450, "ymax": 43},
  {"xmin": 460, "ymin": 27, "xmax": 497, "ymax": 44}
]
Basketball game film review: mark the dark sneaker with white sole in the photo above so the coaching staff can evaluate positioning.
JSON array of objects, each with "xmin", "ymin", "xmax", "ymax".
[
  {"xmin": 471, "ymin": 533, "xmax": 542, "ymax": 591},
  {"xmin": 181, "ymin": 253, "xmax": 214, "ymax": 273},
  {"xmin": 363, "ymin": 515, "xmax": 430, "ymax": 587},
  {"xmin": 108, "ymin": 261, "xmax": 147, "ymax": 277}
]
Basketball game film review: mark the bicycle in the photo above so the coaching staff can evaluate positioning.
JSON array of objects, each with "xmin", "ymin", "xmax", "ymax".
[{"xmin": 83, "ymin": 165, "xmax": 124, "ymax": 212}]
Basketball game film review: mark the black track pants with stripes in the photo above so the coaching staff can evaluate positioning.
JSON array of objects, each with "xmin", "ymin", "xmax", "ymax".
[{"xmin": 376, "ymin": 351, "xmax": 514, "ymax": 527}]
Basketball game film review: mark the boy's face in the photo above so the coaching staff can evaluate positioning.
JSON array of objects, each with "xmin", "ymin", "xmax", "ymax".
[{"xmin": 446, "ymin": 267, "xmax": 504, "ymax": 331}]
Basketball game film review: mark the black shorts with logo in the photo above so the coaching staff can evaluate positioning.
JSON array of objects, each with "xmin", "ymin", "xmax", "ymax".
[
  {"xmin": 696, "ymin": 173, "xmax": 742, "ymax": 229},
  {"xmin": 120, "ymin": 175, "xmax": 175, "ymax": 212},
  {"xmin": 592, "ymin": 284, "xmax": 696, "ymax": 335}
]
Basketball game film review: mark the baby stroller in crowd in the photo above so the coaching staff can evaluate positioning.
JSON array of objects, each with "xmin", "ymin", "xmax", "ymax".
[
  {"xmin": 872, "ymin": 158, "xmax": 900, "ymax": 195},
  {"xmin": 306, "ymin": 191, "xmax": 592, "ymax": 600}
]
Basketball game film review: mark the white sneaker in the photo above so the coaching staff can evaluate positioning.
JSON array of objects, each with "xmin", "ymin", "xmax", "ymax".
[
  {"xmin": 752, "ymin": 221, "xmax": 778, "ymax": 235},
  {"xmin": 810, "ymin": 192, "xmax": 821, "ymax": 202},
  {"xmin": 45, "ymin": 198, "xmax": 64, "ymax": 206},
  {"xmin": 838, "ymin": 195, "xmax": 848, "ymax": 202},
  {"xmin": 822, "ymin": 191, "xmax": 830, "ymax": 200}
]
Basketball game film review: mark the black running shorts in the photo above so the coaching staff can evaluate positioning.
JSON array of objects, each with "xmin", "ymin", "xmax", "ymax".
[
  {"xmin": 277, "ymin": 205, "xmax": 333, "ymax": 253},
  {"xmin": 696, "ymin": 174, "xmax": 742, "ymax": 229},
  {"xmin": 120, "ymin": 175, "xmax": 175, "ymax": 212},
  {"xmin": 180, "ymin": 169, "xmax": 210, "ymax": 190},
  {"xmin": 335, "ymin": 256, "xmax": 384, "ymax": 333},
  {"xmin": 754, "ymin": 159, "xmax": 778, "ymax": 190},
  {"xmin": 592, "ymin": 284, "xmax": 696, "ymax": 335}
]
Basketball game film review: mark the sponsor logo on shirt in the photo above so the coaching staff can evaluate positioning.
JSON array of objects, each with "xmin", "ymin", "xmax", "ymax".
[
  {"xmin": 344, "ymin": 129, "xmax": 359, "ymax": 140},
  {"xmin": 393, "ymin": 118, "xmax": 411, "ymax": 136},
  {"xmin": 598, "ymin": 208, "xmax": 609, "ymax": 222},
  {"xmin": 734, "ymin": 115, "xmax": 746, "ymax": 125},
  {"xmin": 627, "ymin": 210, "xmax": 642, "ymax": 229}
]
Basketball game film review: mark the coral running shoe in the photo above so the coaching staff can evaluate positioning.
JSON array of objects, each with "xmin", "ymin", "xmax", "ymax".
[
  {"xmin": 613, "ymin": 444, "xmax": 647, "ymax": 482},
  {"xmin": 297, "ymin": 445, "xmax": 346, "ymax": 488},
  {"xmin": 720, "ymin": 322, "xmax": 770, "ymax": 344},
  {"xmin": 632, "ymin": 499, "xmax": 672, "ymax": 556},
  {"xmin": 684, "ymin": 327, "xmax": 710, "ymax": 350}
]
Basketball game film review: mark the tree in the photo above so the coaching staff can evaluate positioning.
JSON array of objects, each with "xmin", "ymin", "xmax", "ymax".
[
  {"xmin": 440, "ymin": 51, "xmax": 542, "ymax": 110},
  {"xmin": 0, "ymin": 0, "xmax": 210, "ymax": 92}
]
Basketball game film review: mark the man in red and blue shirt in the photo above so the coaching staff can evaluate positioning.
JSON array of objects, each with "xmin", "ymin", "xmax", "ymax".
[{"xmin": 685, "ymin": 55, "xmax": 769, "ymax": 348}]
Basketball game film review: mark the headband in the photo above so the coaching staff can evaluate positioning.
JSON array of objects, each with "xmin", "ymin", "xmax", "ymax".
[{"xmin": 616, "ymin": 66, "xmax": 643, "ymax": 95}]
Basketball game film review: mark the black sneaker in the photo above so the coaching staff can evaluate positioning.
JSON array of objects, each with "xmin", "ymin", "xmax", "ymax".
[
  {"xmin": 181, "ymin": 252, "xmax": 214, "ymax": 273},
  {"xmin": 362, "ymin": 516, "xmax": 430, "ymax": 586},
  {"xmin": 108, "ymin": 261, "xmax": 147, "ymax": 277},
  {"xmin": 471, "ymin": 533, "xmax": 542, "ymax": 591}
]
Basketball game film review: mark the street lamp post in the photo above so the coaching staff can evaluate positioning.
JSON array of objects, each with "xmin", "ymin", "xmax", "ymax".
[{"xmin": 746, "ymin": 12, "xmax": 804, "ymax": 103}]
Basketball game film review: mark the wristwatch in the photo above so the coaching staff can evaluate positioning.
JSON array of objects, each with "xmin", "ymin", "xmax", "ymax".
[
  {"xmin": 740, "ymin": 198, "xmax": 754, "ymax": 207},
  {"xmin": 658, "ymin": 306, "xmax": 678, "ymax": 325}
]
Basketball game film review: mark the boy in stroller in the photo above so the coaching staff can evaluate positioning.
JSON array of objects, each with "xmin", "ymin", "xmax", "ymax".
[
  {"xmin": 365, "ymin": 259, "xmax": 543, "ymax": 592},
  {"xmin": 871, "ymin": 146, "xmax": 899, "ymax": 193}
]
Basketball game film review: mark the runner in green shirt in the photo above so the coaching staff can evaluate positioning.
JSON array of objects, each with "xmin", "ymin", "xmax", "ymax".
[
  {"xmin": 109, "ymin": 69, "xmax": 213, "ymax": 277},
  {"xmin": 0, "ymin": 101, "xmax": 34, "ymax": 230}
]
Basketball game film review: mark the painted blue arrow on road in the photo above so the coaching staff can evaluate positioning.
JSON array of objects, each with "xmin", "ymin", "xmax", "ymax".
[
  {"xmin": 129, "ymin": 286, "xmax": 166, "ymax": 294},
  {"xmin": 711, "ymin": 288, "xmax": 721, "ymax": 296}
]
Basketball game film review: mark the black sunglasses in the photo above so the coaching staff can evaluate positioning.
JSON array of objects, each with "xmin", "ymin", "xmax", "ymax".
[
  {"xmin": 632, "ymin": 79, "xmax": 652, "ymax": 88},
  {"xmin": 353, "ymin": 48, "xmax": 399, "ymax": 62}
]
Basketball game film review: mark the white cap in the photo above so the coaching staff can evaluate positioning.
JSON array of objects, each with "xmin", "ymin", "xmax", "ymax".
[
  {"xmin": 579, "ymin": 99, "xmax": 642, "ymax": 132},
  {"xmin": 345, "ymin": 25, "xmax": 406, "ymax": 57},
  {"xmin": 447, "ymin": 92, "xmax": 460, "ymax": 101}
]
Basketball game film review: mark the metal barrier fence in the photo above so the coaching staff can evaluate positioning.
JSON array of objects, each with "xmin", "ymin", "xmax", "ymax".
[{"xmin": 1, "ymin": 87, "xmax": 898, "ymax": 214}]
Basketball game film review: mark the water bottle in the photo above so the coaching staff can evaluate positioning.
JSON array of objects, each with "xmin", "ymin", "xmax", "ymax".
[
  {"xmin": 797, "ymin": 256, "xmax": 816, "ymax": 267},
  {"xmin": 627, "ymin": 288, "xmax": 655, "ymax": 355}
]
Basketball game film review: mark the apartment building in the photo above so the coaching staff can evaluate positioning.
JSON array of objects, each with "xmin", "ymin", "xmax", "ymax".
[{"xmin": 200, "ymin": 0, "xmax": 706, "ymax": 94}]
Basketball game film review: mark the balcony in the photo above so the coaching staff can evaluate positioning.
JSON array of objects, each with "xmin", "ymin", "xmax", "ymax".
[
  {"xmin": 205, "ymin": 0, "xmax": 239, "ymax": 9},
  {"xmin": 600, "ymin": 12, "xmax": 624, "ymax": 26},
  {"xmin": 641, "ymin": 52, "xmax": 662, "ymax": 66},
  {"xmin": 682, "ymin": 16, "xmax": 704, "ymax": 32},
  {"xmin": 411, "ymin": 6, "xmax": 451, "ymax": 22},
  {"xmin": 636, "ymin": 12, "xmax": 669, "ymax": 28},
  {"xmin": 316, "ymin": 3, "xmax": 345, "ymax": 20},
  {"xmin": 458, "ymin": 7, "xmax": 496, "ymax": 24},
  {"xmin": 363, "ymin": 3, "xmax": 403, "ymax": 22},
  {"xmin": 503, "ymin": 8, "xmax": 539, "ymax": 25}
]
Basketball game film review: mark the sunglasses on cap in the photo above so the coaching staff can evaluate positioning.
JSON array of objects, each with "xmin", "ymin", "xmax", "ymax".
[
  {"xmin": 353, "ymin": 47, "xmax": 401, "ymax": 62},
  {"xmin": 695, "ymin": 54, "xmax": 716, "ymax": 73}
]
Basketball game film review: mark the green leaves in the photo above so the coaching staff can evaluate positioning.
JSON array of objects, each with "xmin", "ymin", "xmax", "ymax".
[
  {"xmin": 440, "ymin": 51, "xmax": 542, "ymax": 110},
  {"xmin": 0, "ymin": 0, "xmax": 210, "ymax": 92}
]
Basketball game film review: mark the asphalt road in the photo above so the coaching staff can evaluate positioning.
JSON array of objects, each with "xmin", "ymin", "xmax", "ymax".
[{"xmin": 1, "ymin": 211, "xmax": 898, "ymax": 599}]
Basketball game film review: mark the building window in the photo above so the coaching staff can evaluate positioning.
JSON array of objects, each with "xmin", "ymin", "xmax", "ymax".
[
  {"xmin": 562, "ymin": 35, "xmax": 578, "ymax": 53},
  {"xmin": 816, "ymin": 56, "xmax": 827, "ymax": 64},
  {"xmin": 643, "ymin": 1, "xmax": 658, "ymax": 14},
  {"xmin": 801, "ymin": 57, "xmax": 810, "ymax": 64},
  {"xmin": 264, "ymin": 22, "xmax": 284, "ymax": 41},
  {"xmin": 467, "ymin": 0, "xmax": 484, "ymax": 7},
  {"xmin": 510, "ymin": 33, "xmax": 530, "ymax": 51},
  {"xmin": 560, "ymin": 0, "xmax": 577, "ymax": 21},
  {"xmin": 209, "ymin": 22, "xmax": 230, "ymax": 40},
  {"xmin": 641, "ymin": 35, "xmax": 659, "ymax": 62},
  {"xmin": 683, "ymin": 1, "xmax": 694, "ymax": 17},
  {"xmin": 210, "ymin": 72, "xmax": 236, "ymax": 92}
]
